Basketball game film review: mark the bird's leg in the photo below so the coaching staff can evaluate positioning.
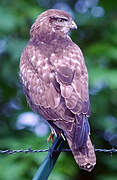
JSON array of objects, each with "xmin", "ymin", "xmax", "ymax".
[
  {"xmin": 47, "ymin": 132, "xmax": 55, "ymax": 144},
  {"xmin": 47, "ymin": 131, "xmax": 66, "ymax": 143},
  {"xmin": 47, "ymin": 128, "xmax": 56, "ymax": 144},
  {"xmin": 47, "ymin": 126, "xmax": 66, "ymax": 143},
  {"xmin": 52, "ymin": 126, "xmax": 66, "ymax": 141}
]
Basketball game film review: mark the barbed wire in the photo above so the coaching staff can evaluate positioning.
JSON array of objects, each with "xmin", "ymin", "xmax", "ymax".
[{"xmin": 0, "ymin": 147, "xmax": 117, "ymax": 155}]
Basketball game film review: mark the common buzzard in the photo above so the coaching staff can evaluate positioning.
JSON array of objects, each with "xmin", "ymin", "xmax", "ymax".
[{"xmin": 20, "ymin": 9, "xmax": 96, "ymax": 171}]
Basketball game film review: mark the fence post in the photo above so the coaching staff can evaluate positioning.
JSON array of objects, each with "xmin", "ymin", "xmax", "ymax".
[{"xmin": 32, "ymin": 136, "xmax": 67, "ymax": 180}]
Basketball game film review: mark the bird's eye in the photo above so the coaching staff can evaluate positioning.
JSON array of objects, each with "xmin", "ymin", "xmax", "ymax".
[
  {"xmin": 57, "ymin": 18, "xmax": 68, "ymax": 23},
  {"xmin": 49, "ymin": 16, "xmax": 68, "ymax": 24},
  {"xmin": 57, "ymin": 18, "xmax": 64, "ymax": 22}
]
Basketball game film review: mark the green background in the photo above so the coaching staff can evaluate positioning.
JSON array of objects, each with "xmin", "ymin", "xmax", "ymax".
[{"xmin": 0, "ymin": 0, "xmax": 117, "ymax": 179}]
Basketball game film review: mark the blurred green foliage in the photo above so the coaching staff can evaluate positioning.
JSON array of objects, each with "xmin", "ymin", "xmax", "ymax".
[{"xmin": 0, "ymin": 0, "xmax": 117, "ymax": 180}]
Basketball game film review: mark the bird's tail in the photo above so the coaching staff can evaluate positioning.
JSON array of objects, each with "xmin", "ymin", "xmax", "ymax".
[
  {"xmin": 65, "ymin": 115, "xmax": 96, "ymax": 171},
  {"xmin": 67, "ymin": 135, "xmax": 96, "ymax": 172}
]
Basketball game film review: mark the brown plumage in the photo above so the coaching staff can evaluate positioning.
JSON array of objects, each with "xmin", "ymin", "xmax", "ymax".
[{"xmin": 20, "ymin": 9, "xmax": 96, "ymax": 171}]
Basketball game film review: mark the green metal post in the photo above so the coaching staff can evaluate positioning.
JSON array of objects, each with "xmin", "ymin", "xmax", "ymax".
[{"xmin": 32, "ymin": 136, "xmax": 67, "ymax": 180}]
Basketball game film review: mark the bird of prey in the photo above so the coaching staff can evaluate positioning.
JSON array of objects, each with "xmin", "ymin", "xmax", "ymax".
[{"xmin": 20, "ymin": 9, "xmax": 96, "ymax": 171}]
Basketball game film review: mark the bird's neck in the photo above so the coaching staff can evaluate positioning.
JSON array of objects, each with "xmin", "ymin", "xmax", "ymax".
[{"xmin": 31, "ymin": 24, "xmax": 70, "ymax": 45}]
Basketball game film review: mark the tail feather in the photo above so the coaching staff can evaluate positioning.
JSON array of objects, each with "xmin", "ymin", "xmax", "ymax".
[
  {"xmin": 67, "ymin": 135, "xmax": 96, "ymax": 171},
  {"xmin": 74, "ymin": 115, "xmax": 90, "ymax": 148},
  {"xmin": 66, "ymin": 115, "xmax": 96, "ymax": 171}
]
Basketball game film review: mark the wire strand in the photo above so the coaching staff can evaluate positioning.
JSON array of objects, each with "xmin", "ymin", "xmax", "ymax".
[{"xmin": 0, "ymin": 147, "xmax": 117, "ymax": 155}]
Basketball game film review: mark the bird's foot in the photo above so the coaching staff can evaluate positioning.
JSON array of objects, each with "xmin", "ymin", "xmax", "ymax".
[
  {"xmin": 47, "ymin": 129, "xmax": 66, "ymax": 143},
  {"xmin": 47, "ymin": 132, "xmax": 55, "ymax": 144}
]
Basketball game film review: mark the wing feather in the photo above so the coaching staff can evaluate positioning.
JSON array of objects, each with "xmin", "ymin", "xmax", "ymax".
[
  {"xmin": 20, "ymin": 43, "xmax": 90, "ymax": 147},
  {"xmin": 20, "ymin": 46, "xmax": 61, "ymax": 110},
  {"xmin": 52, "ymin": 45, "xmax": 91, "ymax": 147}
]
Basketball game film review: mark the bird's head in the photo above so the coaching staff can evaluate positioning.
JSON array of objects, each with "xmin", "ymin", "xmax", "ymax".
[
  {"xmin": 48, "ymin": 9, "xmax": 77, "ymax": 34},
  {"xmin": 30, "ymin": 9, "xmax": 77, "ymax": 38}
]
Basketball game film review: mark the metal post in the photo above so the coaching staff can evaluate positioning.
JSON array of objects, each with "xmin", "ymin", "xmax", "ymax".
[{"xmin": 32, "ymin": 136, "xmax": 67, "ymax": 180}]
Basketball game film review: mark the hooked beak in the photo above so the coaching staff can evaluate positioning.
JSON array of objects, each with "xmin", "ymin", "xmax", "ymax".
[{"xmin": 70, "ymin": 20, "xmax": 77, "ymax": 30}]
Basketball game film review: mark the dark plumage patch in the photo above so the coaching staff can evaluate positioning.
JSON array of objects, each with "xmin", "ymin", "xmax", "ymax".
[{"xmin": 57, "ymin": 66, "xmax": 74, "ymax": 85}]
